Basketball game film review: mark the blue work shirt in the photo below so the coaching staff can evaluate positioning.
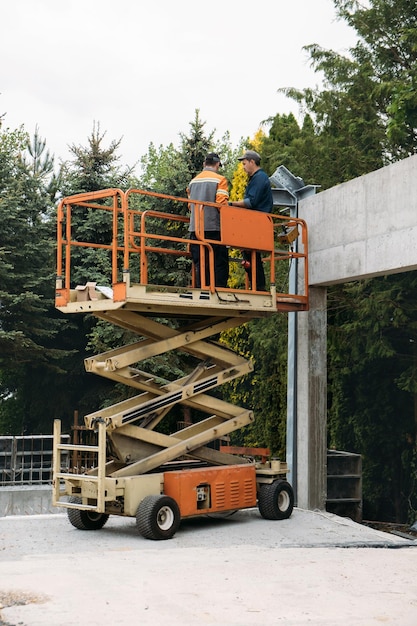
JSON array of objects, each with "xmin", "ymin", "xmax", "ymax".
[{"xmin": 244, "ymin": 168, "xmax": 273, "ymax": 213}]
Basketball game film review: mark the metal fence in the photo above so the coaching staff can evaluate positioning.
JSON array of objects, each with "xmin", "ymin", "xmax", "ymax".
[{"xmin": 0, "ymin": 434, "xmax": 70, "ymax": 486}]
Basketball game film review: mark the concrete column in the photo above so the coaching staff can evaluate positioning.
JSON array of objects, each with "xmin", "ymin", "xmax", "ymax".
[{"xmin": 296, "ymin": 286, "xmax": 327, "ymax": 510}]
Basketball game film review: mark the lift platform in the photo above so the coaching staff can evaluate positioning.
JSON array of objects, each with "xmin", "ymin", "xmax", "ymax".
[{"xmin": 52, "ymin": 187, "xmax": 308, "ymax": 539}]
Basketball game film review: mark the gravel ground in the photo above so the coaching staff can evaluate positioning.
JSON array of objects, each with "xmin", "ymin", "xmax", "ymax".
[{"xmin": 1, "ymin": 508, "xmax": 417, "ymax": 625}]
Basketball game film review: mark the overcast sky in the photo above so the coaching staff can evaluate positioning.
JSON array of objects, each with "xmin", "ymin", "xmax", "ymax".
[{"xmin": 2, "ymin": 0, "xmax": 356, "ymax": 171}]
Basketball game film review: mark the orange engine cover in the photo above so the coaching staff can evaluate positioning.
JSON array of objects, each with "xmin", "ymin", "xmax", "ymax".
[{"xmin": 163, "ymin": 464, "xmax": 257, "ymax": 518}]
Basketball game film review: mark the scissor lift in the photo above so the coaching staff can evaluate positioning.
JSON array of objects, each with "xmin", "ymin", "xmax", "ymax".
[{"xmin": 52, "ymin": 188, "xmax": 308, "ymax": 539}]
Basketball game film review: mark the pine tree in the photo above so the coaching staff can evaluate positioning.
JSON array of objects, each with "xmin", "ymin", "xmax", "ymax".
[{"xmin": 0, "ymin": 125, "xmax": 71, "ymax": 433}]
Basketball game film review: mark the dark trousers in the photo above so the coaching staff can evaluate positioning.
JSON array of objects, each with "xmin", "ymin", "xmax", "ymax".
[
  {"xmin": 243, "ymin": 250, "xmax": 266, "ymax": 291},
  {"xmin": 190, "ymin": 231, "xmax": 229, "ymax": 288}
]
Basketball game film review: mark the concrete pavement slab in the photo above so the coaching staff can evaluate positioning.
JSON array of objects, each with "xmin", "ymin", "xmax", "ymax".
[{"xmin": 1, "ymin": 509, "xmax": 417, "ymax": 625}]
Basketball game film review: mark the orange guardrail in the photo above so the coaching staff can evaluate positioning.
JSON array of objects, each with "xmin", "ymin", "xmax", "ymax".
[{"xmin": 56, "ymin": 187, "xmax": 308, "ymax": 305}]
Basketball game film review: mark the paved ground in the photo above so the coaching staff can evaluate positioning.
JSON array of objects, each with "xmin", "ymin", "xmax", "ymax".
[{"xmin": 1, "ymin": 508, "xmax": 417, "ymax": 625}]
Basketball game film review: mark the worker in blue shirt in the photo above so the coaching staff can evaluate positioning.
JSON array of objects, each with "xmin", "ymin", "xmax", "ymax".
[{"xmin": 229, "ymin": 150, "xmax": 273, "ymax": 291}]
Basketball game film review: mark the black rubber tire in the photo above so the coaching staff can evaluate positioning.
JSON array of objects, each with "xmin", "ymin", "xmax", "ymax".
[
  {"xmin": 67, "ymin": 497, "xmax": 110, "ymax": 530},
  {"xmin": 136, "ymin": 495, "xmax": 181, "ymax": 540},
  {"xmin": 258, "ymin": 480, "xmax": 294, "ymax": 520}
]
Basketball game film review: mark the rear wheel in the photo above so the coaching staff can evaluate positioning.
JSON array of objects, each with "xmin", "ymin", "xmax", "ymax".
[
  {"xmin": 67, "ymin": 496, "xmax": 109, "ymax": 530},
  {"xmin": 258, "ymin": 480, "xmax": 294, "ymax": 520},
  {"xmin": 136, "ymin": 495, "xmax": 180, "ymax": 540}
]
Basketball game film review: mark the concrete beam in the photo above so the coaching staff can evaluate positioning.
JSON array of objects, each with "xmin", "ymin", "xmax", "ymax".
[{"xmin": 300, "ymin": 154, "xmax": 417, "ymax": 286}]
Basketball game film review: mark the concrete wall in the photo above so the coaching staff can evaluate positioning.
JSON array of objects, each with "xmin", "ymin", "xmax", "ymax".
[
  {"xmin": 0, "ymin": 486, "xmax": 61, "ymax": 517},
  {"xmin": 294, "ymin": 154, "xmax": 417, "ymax": 510},
  {"xmin": 295, "ymin": 287, "xmax": 328, "ymax": 510}
]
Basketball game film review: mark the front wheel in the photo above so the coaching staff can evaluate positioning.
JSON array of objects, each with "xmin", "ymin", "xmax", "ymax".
[
  {"xmin": 67, "ymin": 497, "xmax": 110, "ymax": 530},
  {"xmin": 136, "ymin": 495, "xmax": 181, "ymax": 540},
  {"xmin": 258, "ymin": 480, "xmax": 294, "ymax": 520}
]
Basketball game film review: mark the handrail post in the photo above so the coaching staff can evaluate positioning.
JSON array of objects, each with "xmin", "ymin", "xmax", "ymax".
[
  {"xmin": 111, "ymin": 192, "xmax": 119, "ymax": 285},
  {"xmin": 97, "ymin": 420, "xmax": 107, "ymax": 511},
  {"xmin": 140, "ymin": 211, "xmax": 148, "ymax": 284},
  {"xmin": 56, "ymin": 200, "xmax": 64, "ymax": 281},
  {"xmin": 122, "ymin": 190, "xmax": 131, "ymax": 286},
  {"xmin": 52, "ymin": 419, "xmax": 62, "ymax": 506},
  {"xmin": 65, "ymin": 201, "xmax": 72, "ymax": 291}
]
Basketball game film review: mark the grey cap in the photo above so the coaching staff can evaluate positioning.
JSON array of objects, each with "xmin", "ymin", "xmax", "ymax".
[
  {"xmin": 237, "ymin": 150, "xmax": 261, "ymax": 162},
  {"xmin": 205, "ymin": 152, "xmax": 222, "ymax": 166}
]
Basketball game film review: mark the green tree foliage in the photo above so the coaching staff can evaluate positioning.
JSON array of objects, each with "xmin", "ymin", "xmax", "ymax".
[
  {"xmin": 60, "ymin": 122, "xmax": 135, "ymax": 196},
  {"xmin": 179, "ymin": 109, "xmax": 214, "ymax": 182},
  {"xmin": 57, "ymin": 125, "xmax": 142, "ymax": 424},
  {"xmin": 138, "ymin": 109, "xmax": 243, "ymax": 203},
  {"xmin": 280, "ymin": 64, "xmax": 384, "ymax": 185},
  {"xmin": 60, "ymin": 124, "xmax": 136, "ymax": 288},
  {"xmin": 0, "ymin": 122, "xmax": 142, "ymax": 437},
  {"xmin": 280, "ymin": 0, "xmax": 417, "ymax": 179},
  {"xmin": 0, "ymin": 124, "xmax": 72, "ymax": 433},
  {"xmin": 333, "ymin": 0, "xmax": 417, "ymax": 159},
  {"xmin": 136, "ymin": 110, "xmax": 243, "ymax": 288},
  {"xmin": 327, "ymin": 274, "xmax": 417, "ymax": 521},
  {"xmin": 261, "ymin": 113, "xmax": 324, "ymax": 186},
  {"xmin": 229, "ymin": 127, "xmax": 266, "ymax": 201},
  {"xmin": 223, "ymin": 314, "xmax": 288, "ymax": 456},
  {"xmin": 135, "ymin": 122, "xmax": 199, "ymax": 288}
]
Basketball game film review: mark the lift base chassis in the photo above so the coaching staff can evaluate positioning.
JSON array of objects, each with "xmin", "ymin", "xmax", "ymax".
[{"xmin": 53, "ymin": 456, "xmax": 294, "ymax": 540}]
